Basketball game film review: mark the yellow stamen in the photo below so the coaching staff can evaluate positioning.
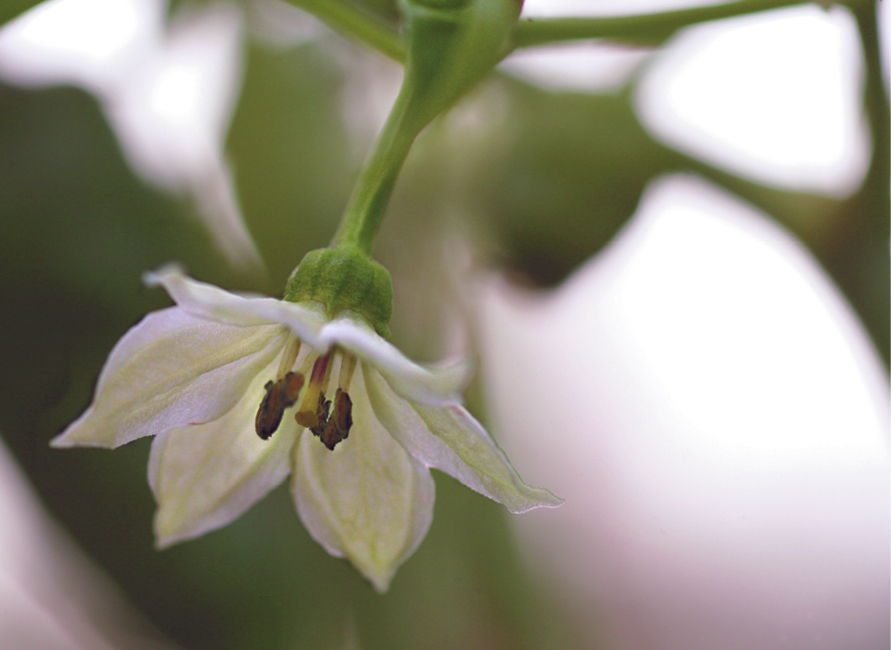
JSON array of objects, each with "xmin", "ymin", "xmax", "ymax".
[{"xmin": 295, "ymin": 352, "xmax": 331, "ymax": 429}]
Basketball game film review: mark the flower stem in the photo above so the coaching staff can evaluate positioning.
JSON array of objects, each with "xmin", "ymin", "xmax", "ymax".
[
  {"xmin": 510, "ymin": 0, "xmax": 819, "ymax": 49},
  {"xmin": 331, "ymin": 0, "xmax": 521, "ymax": 255},
  {"xmin": 330, "ymin": 86, "xmax": 423, "ymax": 254}
]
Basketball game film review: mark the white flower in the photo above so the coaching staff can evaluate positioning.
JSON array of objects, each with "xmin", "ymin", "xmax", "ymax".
[
  {"xmin": 478, "ymin": 175, "xmax": 889, "ymax": 647},
  {"xmin": 52, "ymin": 265, "xmax": 561, "ymax": 591}
]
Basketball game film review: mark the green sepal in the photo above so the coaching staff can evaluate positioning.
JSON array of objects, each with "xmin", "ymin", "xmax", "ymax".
[{"xmin": 283, "ymin": 247, "xmax": 393, "ymax": 338}]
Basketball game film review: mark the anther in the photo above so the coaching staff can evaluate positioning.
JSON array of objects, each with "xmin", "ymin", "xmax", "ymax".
[
  {"xmin": 308, "ymin": 392, "xmax": 331, "ymax": 440},
  {"xmin": 255, "ymin": 371, "xmax": 305, "ymax": 440},
  {"xmin": 318, "ymin": 388, "xmax": 353, "ymax": 451},
  {"xmin": 281, "ymin": 371, "xmax": 304, "ymax": 405}
]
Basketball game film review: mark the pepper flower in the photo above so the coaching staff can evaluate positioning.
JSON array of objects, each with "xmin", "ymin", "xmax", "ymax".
[{"xmin": 52, "ymin": 257, "xmax": 561, "ymax": 591}]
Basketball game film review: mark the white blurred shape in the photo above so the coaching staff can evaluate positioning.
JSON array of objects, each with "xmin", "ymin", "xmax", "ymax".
[
  {"xmin": 0, "ymin": 436, "xmax": 178, "ymax": 649},
  {"xmin": 108, "ymin": 2, "xmax": 242, "ymax": 188},
  {"xmin": 0, "ymin": 0, "xmax": 264, "ymax": 276},
  {"xmin": 505, "ymin": 0, "xmax": 740, "ymax": 93},
  {"xmin": 636, "ymin": 6, "xmax": 869, "ymax": 197},
  {"xmin": 479, "ymin": 174, "xmax": 889, "ymax": 650},
  {"xmin": 0, "ymin": 0, "xmax": 157, "ymax": 93},
  {"xmin": 499, "ymin": 42, "xmax": 650, "ymax": 94}
]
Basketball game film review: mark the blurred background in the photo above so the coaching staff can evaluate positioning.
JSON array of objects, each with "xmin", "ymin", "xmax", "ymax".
[{"xmin": 0, "ymin": 0, "xmax": 887, "ymax": 648}]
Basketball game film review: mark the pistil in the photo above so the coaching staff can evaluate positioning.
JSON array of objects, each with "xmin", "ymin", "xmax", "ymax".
[{"xmin": 295, "ymin": 352, "xmax": 332, "ymax": 429}]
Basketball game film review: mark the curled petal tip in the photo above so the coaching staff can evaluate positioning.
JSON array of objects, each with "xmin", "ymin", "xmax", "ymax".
[
  {"xmin": 142, "ymin": 262, "xmax": 186, "ymax": 288},
  {"xmin": 500, "ymin": 488, "xmax": 565, "ymax": 514},
  {"xmin": 368, "ymin": 573, "xmax": 394, "ymax": 594},
  {"xmin": 48, "ymin": 434, "xmax": 72, "ymax": 449},
  {"xmin": 153, "ymin": 516, "xmax": 193, "ymax": 551},
  {"xmin": 535, "ymin": 491, "xmax": 565, "ymax": 509},
  {"xmin": 153, "ymin": 529, "xmax": 194, "ymax": 551},
  {"xmin": 49, "ymin": 428, "xmax": 116, "ymax": 450}
]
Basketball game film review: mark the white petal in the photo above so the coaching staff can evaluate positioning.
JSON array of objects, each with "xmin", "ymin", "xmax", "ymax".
[
  {"xmin": 145, "ymin": 265, "xmax": 473, "ymax": 405},
  {"xmin": 290, "ymin": 367, "xmax": 435, "ymax": 592},
  {"xmin": 148, "ymin": 360, "xmax": 295, "ymax": 547},
  {"xmin": 364, "ymin": 367, "xmax": 563, "ymax": 513},
  {"xmin": 52, "ymin": 308, "xmax": 287, "ymax": 449},
  {"xmin": 363, "ymin": 366, "xmax": 562, "ymax": 514},
  {"xmin": 319, "ymin": 318, "xmax": 470, "ymax": 406},
  {"xmin": 144, "ymin": 264, "xmax": 328, "ymax": 342}
]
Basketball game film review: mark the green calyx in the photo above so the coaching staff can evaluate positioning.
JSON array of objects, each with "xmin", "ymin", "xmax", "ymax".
[{"xmin": 283, "ymin": 247, "xmax": 393, "ymax": 338}]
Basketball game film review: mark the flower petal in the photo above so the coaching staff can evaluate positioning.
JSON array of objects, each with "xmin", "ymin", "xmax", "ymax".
[
  {"xmin": 290, "ymin": 365, "xmax": 435, "ymax": 592},
  {"xmin": 148, "ymin": 359, "xmax": 295, "ymax": 547},
  {"xmin": 145, "ymin": 266, "xmax": 472, "ymax": 405},
  {"xmin": 364, "ymin": 366, "xmax": 563, "ymax": 513},
  {"xmin": 319, "ymin": 318, "xmax": 471, "ymax": 406},
  {"xmin": 144, "ymin": 264, "xmax": 329, "ymax": 343},
  {"xmin": 52, "ymin": 307, "xmax": 287, "ymax": 449}
]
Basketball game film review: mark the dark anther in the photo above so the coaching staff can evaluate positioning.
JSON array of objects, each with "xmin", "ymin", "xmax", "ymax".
[
  {"xmin": 255, "ymin": 372, "xmax": 305, "ymax": 440},
  {"xmin": 281, "ymin": 371, "xmax": 304, "ymax": 405},
  {"xmin": 333, "ymin": 389, "xmax": 353, "ymax": 439},
  {"xmin": 308, "ymin": 391, "xmax": 331, "ymax": 441},
  {"xmin": 318, "ymin": 389, "xmax": 353, "ymax": 451}
]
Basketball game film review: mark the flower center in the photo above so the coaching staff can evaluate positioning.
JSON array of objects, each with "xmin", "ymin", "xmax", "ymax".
[{"xmin": 255, "ymin": 338, "xmax": 356, "ymax": 451}]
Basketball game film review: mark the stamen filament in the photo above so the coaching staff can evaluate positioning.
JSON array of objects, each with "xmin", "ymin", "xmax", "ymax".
[
  {"xmin": 320, "ymin": 350, "xmax": 334, "ymax": 394},
  {"xmin": 276, "ymin": 336, "xmax": 302, "ymax": 378},
  {"xmin": 338, "ymin": 354, "xmax": 358, "ymax": 391}
]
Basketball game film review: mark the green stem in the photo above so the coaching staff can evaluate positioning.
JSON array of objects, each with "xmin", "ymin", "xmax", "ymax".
[
  {"xmin": 282, "ymin": 0, "xmax": 406, "ymax": 61},
  {"xmin": 511, "ymin": 0, "xmax": 829, "ymax": 49},
  {"xmin": 329, "ymin": 0, "xmax": 520, "ymax": 255},
  {"xmin": 831, "ymin": 0, "xmax": 889, "ymax": 366},
  {"xmin": 330, "ymin": 88, "xmax": 423, "ymax": 254}
]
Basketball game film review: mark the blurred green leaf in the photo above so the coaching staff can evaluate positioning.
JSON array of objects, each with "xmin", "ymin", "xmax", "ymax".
[
  {"xmin": 0, "ymin": 0, "xmax": 43, "ymax": 28},
  {"xmin": 227, "ymin": 41, "xmax": 356, "ymax": 294}
]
